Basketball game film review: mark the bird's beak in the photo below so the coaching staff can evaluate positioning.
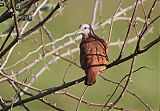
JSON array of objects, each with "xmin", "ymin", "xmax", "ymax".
[{"xmin": 75, "ymin": 29, "xmax": 82, "ymax": 35}]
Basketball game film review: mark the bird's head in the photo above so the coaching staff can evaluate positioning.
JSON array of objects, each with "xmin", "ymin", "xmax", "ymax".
[{"xmin": 75, "ymin": 24, "xmax": 93, "ymax": 37}]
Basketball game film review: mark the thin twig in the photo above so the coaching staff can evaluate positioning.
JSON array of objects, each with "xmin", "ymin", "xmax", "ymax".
[
  {"xmin": 107, "ymin": 53, "xmax": 136, "ymax": 110},
  {"xmin": 100, "ymin": 74, "xmax": 152, "ymax": 110},
  {"xmin": 108, "ymin": 0, "xmax": 123, "ymax": 43},
  {"xmin": 76, "ymin": 86, "xmax": 88, "ymax": 111},
  {"xmin": 102, "ymin": 74, "xmax": 129, "ymax": 110},
  {"xmin": 0, "ymin": 70, "xmax": 40, "ymax": 91},
  {"xmin": 10, "ymin": 0, "xmax": 20, "ymax": 38},
  {"xmin": 117, "ymin": 0, "xmax": 139, "ymax": 59},
  {"xmin": 91, "ymin": 0, "xmax": 100, "ymax": 25}
]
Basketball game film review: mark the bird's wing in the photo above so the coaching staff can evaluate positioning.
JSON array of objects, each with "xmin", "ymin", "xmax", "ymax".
[{"xmin": 80, "ymin": 38, "xmax": 108, "ymax": 71}]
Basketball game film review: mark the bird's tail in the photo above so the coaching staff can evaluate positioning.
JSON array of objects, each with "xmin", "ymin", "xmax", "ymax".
[{"xmin": 85, "ymin": 67, "xmax": 99, "ymax": 86}]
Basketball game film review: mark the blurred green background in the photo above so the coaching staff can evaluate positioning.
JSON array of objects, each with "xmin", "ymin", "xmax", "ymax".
[{"xmin": 0, "ymin": 0, "xmax": 159, "ymax": 111}]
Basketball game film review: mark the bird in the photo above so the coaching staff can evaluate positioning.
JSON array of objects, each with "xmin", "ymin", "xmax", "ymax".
[{"xmin": 76, "ymin": 24, "xmax": 108, "ymax": 86}]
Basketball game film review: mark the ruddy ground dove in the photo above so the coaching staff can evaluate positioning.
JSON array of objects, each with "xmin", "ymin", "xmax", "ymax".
[{"xmin": 76, "ymin": 24, "xmax": 108, "ymax": 86}]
